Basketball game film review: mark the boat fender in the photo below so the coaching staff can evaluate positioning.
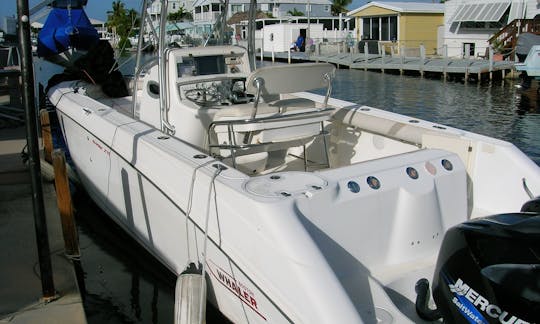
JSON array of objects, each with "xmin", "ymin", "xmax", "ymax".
[
  {"xmin": 521, "ymin": 196, "xmax": 540, "ymax": 214},
  {"xmin": 415, "ymin": 278, "xmax": 442, "ymax": 321},
  {"xmin": 174, "ymin": 263, "xmax": 206, "ymax": 324},
  {"xmin": 181, "ymin": 262, "xmax": 201, "ymax": 275}
]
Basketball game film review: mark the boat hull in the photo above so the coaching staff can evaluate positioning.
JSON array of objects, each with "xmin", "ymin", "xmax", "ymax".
[
  {"xmin": 54, "ymin": 109, "xmax": 303, "ymax": 323},
  {"xmin": 49, "ymin": 73, "xmax": 540, "ymax": 323}
]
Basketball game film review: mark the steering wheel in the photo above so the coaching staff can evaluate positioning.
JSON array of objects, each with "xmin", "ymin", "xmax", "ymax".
[{"xmin": 184, "ymin": 83, "xmax": 221, "ymax": 106}]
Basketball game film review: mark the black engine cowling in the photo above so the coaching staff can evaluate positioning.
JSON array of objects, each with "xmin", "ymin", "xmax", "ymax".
[{"xmin": 420, "ymin": 212, "xmax": 540, "ymax": 323}]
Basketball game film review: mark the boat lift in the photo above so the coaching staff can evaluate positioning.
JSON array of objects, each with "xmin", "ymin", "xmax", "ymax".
[{"xmin": 515, "ymin": 45, "xmax": 540, "ymax": 92}]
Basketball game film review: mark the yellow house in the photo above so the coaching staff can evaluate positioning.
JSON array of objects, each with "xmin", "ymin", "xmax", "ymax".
[{"xmin": 347, "ymin": 1, "xmax": 444, "ymax": 55}]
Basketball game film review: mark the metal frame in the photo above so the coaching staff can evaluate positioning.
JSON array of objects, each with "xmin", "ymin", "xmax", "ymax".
[{"xmin": 207, "ymin": 108, "xmax": 333, "ymax": 170}]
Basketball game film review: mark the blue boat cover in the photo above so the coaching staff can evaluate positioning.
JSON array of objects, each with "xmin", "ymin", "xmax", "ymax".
[{"xmin": 37, "ymin": 7, "xmax": 99, "ymax": 58}]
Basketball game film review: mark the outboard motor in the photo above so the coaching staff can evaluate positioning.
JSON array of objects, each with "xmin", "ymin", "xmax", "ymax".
[{"xmin": 416, "ymin": 203, "xmax": 540, "ymax": 323}]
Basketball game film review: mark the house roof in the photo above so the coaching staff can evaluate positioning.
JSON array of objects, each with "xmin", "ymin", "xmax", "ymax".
[
  {"xmin": 227, "ymin": 11, "xmax": 268, "ymax": 24},
  {"xmin": 89, "ymin": 18, "xmax": 105, "ymax": 25},
  {"xmin": 347, "ymin": 1, "xmax": 444, "ymax": 16}
]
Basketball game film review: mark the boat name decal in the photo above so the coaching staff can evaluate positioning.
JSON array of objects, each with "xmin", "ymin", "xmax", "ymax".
[
  {"xmin": 207, "ymin": 259, "xmax": 266, "ymax": 320},
  {"xmin": 91, "ymin": 138, "xmax": 110, "ymax": 156},
  {"xmin": 446, "ymin": 277, "xmax": 529, "ymax": 324}
]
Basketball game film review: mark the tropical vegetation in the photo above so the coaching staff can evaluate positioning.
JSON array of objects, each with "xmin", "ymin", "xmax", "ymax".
[
  {"xmin": 332, "ymin": 0, "xmax": 352, "ymax": 15},
  {"xmin": 168, "ymin": 6, "xmax": 193, "ymax": 21},
  {"xmin": 287, "ymin": 8, "xmax": 304, "ymax": 16},
  {"xmin": 106, "ymin": 0, "xmax": 139, "ymax": 49}
]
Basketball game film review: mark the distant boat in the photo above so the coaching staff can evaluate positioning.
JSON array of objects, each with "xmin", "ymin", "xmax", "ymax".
[{"xmin": 37, "ymin": 0, "xmax": 99, "ymax": 66}]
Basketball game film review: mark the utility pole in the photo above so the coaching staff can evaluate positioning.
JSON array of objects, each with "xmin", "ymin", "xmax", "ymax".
[
  {"xmin": 17, "ymin": 0, "xmax": 56, "ymax": 300},
  {"xmin": 307, "ymin": 0, "xmax": 311, "ymax": 43}
]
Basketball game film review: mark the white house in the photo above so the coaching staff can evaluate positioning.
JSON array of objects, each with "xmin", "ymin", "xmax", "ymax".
[
  {"xmin": 261, "ymin": 23, "xmax": 325, "ymax": 51},
  {"xmin": 444, "ymin": 0, "xmax": 540, "ymax": 58},
  {"xmin": 148, "ymin": 0, "xmax": 196, "ymax": 23},
  {"xmin": 192, "ymin": 0, "xmax": 333, "ymax": 26}
]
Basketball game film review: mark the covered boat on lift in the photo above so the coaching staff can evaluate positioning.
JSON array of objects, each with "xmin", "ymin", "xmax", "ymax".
[{"xmin": 37, "ymin": 0, "xmax": 99, "ymax": 66}]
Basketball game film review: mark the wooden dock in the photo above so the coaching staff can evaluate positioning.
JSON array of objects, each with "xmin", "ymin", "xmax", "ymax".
[{"xmin": 259, "ymin": 50, "xmax": 515, "ymax": 82}]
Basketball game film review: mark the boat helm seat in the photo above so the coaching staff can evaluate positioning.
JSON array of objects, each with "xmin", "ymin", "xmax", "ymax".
[
  {"xmin": 245, "ymin": 63, "xmax": 335, "ymax": 113},
  {"xmin": 208, "ymin": 63, "xmax": 335, "ymax": 174}
]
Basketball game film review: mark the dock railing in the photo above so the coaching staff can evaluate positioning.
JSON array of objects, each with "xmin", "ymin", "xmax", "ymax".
[{"xmin": 249, "ymin": 36, "xmax": 512, "ymax": 82}]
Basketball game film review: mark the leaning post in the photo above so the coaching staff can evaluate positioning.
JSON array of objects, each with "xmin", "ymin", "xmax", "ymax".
[
  {"xmin": 52, "ymin": 149, "xmax": 80, "ymax": 257},
  {"xmin": 17, "ymin": 0, "xmax": 56, "ymax": 300}
]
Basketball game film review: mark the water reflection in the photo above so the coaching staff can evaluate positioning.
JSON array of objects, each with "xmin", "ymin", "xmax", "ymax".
[
  {"xmin": 74, "ymin": 191, "xmax": 176, "ymax": 323},
  {"xmin": 75, "ymin": 190, "xmax": 231, "ymax": 323}
]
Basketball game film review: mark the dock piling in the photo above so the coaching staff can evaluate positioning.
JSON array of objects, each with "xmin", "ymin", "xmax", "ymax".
[
  {"xmin": 420, "ymin": 44, "xmax": 426, "ymax": 77},
  {"xmin": 400, "ymin": 46, "xmax": 405, "ymax": 75},
  {"xmin": 489, "ymin": 46, "xmax": 494, "ymax": 80},
  {"xmin": 287, "ymin": 48, "xmax": 291, "ymax": 64},
  {"xmin": 381, "ymin": 44, "xmax": 386, "ymax": 73},
  {"xmin": 52, "ymin": 149, "xmax": 80, "ymax": 257},
  {"xmin": 443, "ymin": 45, "xmax": 448, "ymax": 80},
  {"xmin": 364, "ymin": 43, "xmax": 368, "ymax": 71}
]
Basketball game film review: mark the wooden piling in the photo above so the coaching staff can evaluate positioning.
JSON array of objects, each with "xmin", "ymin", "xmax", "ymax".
[
  {"xmin": 288, "ymin": 48, "xmax": 291, "ymax": 64},
  {"xmin": 40, "ymin": 109, "xmax": 53, "ymax": 164},
  {"xmin": 52, "ymin": 149, "xmax": 80, "ymax": 257}
]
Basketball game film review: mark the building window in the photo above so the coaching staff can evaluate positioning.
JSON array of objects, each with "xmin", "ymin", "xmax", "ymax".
[
  {"xmin": 371, "ymin": 18, "xmax": 379, "ymax": 40},
  {"xmin": 362, "ymin": 16, "xmax": 398, "ymax": 41},
  {"xmin": 362, "ymin": 18, "xmax": 370, "ymax": 39},
  {"xmin": 231, "ymin": 4, "xmax": 242, "ymax": 13},
  {"xmin": 260, "ymin": 3, "xmax": 269, "ymax": 11},
  {"xmin": 389, "ymin": 16, "xmax": 397, "ymax": 41},
  {"xmin": 381, "ymin": 17, "xmax": 389, "ymax": 41},
  {"xmin": 172, "ymin": 3, "xmax": 176, "ymax": 10},
  {"xmin": 463, "ymin": 42, "xmax": 475, "ymax": 57},
  {"xmin": 324, "ymin": 5, "xmax": 330, "ymax": 12}
]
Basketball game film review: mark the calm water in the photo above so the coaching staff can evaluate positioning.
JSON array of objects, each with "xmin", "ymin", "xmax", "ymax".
[
  {"xmin": 72, "ymin": 67, "xmax": 539, "ymax": 323},
  {"xmin": 315, "ymin": 69, "xmax": 540, "ymax": 165}
]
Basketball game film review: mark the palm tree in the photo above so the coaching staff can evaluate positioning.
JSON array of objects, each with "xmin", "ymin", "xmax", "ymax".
[
  {"xmin": 168, "ymin": 6, "xmax": 193, "ymax": 21},
  {"xmin": 107, "ymin": 1, "xmax": 127, "ymax": 29},
  {"xmin": 287, "ymin": 8, "xmax": 304, "ymax": 16},
  {"xmin": 332, "ymin": 0, "xmax": 352, "ymax": 16},
  {"xmin": 106, "ymin": 1, "xmax": 139, "ymax": 49}
]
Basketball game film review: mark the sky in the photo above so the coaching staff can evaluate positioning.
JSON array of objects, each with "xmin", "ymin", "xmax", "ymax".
[{"xmin": 3, "ymin": 0, "xmax": 440, "ymax": 22}]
